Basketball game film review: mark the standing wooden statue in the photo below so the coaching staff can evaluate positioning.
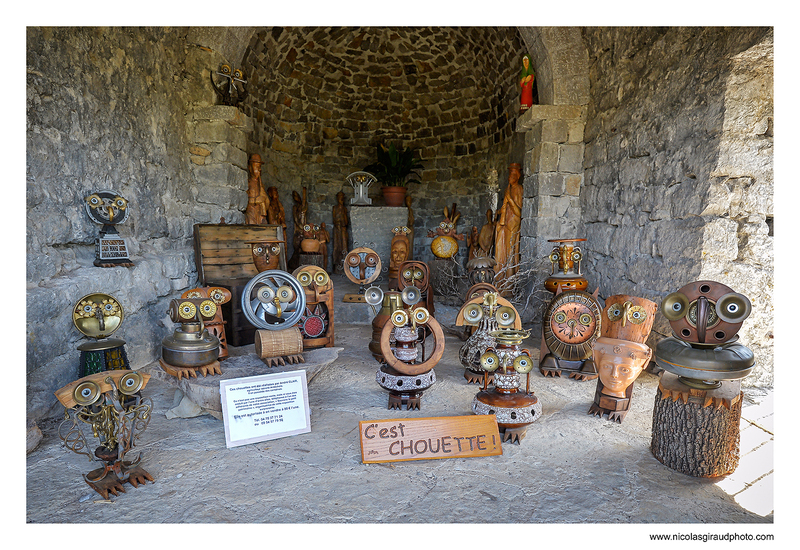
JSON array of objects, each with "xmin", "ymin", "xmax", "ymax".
[
  {"xmin": 245, "ymin": 154, "xmax": 269, "ymax": 225},
  {"xmin": 405, "ymin": 195, "xmax": 415, "ymax": 260},
  {"xmin": 318, "ymin": 222, "xmax": 330, "ymax": 273},
  {"xmin": 494, "ymin": 164, "xmax": 523, "ymax": 290},
  {"xmin": 332, "ymin": 190, "xmax": 350, "ymax": 274},
  {"xmin": 267, "ymin": 186, "xmax": 287, "ymax": 232},
  {"xmin": 478, "ymin": 208, "xmax": 496, "ymax": 258},
  {"xmin": 289, "ymin": 187, "xmax": 308, "ymax": 270},
  {"xmin": 388, "ymin": 226, "xmax": 411, "ymax": 290}
]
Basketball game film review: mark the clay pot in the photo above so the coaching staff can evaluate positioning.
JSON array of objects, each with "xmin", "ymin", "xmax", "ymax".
[
  {"xmin": 301, "ymin": 238, "xmax": 321, "ymax": 253},
  {"xmin": 382, "ymin": 186, "xmax": 406, "ymax": 207}
]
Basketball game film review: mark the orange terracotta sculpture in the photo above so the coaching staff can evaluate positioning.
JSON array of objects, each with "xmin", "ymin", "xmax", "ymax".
[{"xmin": 389, "ymin": 226, "xmax": 411, "ymax": 289}]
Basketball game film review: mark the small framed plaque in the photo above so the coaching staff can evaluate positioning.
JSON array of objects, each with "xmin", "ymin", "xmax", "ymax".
[{"xmin": 220, "ymin": 370, "xmax": 311, "ymax": 448}]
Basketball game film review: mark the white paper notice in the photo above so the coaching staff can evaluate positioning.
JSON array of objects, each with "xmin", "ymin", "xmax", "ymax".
[{"xmin": 220, "ymin": 370, "xmax": 311, "ymax": 448}]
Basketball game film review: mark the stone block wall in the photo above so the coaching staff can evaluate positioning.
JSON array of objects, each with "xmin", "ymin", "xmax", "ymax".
[
  {"xmin": 579, "ymin": 27, "xmax": 773, "ymax": 386},
  {"xmin": 239, "ymin": 27, "xmax": 528, "ymax": 269},
  {"xmin": 25, "ymin": 28, "xmax": 251, "ymax": 418}
]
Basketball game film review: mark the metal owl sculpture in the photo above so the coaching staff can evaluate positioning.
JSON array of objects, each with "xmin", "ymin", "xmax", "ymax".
[
  {"xmin": 456, "ymin": 290, "xmax": 521, "ymax": 384},
  {"xmin": 84, "ymin": 191, "xmax": 134, "ymax": 268},
  {"xmin": 539, "ymin": 288, "xmax": 602, "ymax": 380},
  {"xmin": 211, "ymin": 63, "xmax": 248, "ymax": 107},
  {"xmin": 293, "ymin": 265, "xmax": 335, "ymax": 348},
  {"xmin": 428, "ymin": 203, "xmax": 465, "ymax": 259},
  {"xmin": 55, "ymin": 369, "xmax": 153, "ymax": 499}
]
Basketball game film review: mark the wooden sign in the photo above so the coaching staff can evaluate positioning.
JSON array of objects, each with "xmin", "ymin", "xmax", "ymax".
[
  {"xmin": 220, "ymin": 370, "xmax": 311, "ymax": 448},
  {"xmin": 359, "ymin": 415, "xmax": 502, "ymax": 463}
]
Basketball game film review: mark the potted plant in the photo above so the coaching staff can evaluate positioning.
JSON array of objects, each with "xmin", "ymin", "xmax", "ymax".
[{"xmin": 363, "ymin": 142, "xmax": 423, "ymax": 206}]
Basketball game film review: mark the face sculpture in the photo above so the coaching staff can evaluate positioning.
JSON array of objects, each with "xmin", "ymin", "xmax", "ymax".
[{"xmin": 594, "ymin": 340, "xmax": 652, "ymax": 398}]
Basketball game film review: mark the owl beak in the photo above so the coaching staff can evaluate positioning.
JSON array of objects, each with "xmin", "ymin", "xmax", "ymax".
[{"xmin": 622, "ymin": 301, "xmax": 632, "ymax": 327}]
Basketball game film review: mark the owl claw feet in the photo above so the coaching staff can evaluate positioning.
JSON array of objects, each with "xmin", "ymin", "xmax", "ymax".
[
  {"xmin": 84, "ymin": 462, "xmax": 154, "ymax": 499},
  {"xmin": 464, "ymin": 369, "xmax": 490, "ymax": 384},
  {"xmin": 502, "ymin": 427, "xmax": 527, "ymax": 444}
]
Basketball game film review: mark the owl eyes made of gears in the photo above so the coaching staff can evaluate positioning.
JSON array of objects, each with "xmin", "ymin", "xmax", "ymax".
[
  {"xmin": 392, "ymin": 226, "xmax": 411, "ymax": 235},
  {"xmin": 661, "ymin": 280, "xmax": 751, "ymax": 344},
  {"xmin": 85, "ymin": 191, "xmax": 130, "ymax": 227}
]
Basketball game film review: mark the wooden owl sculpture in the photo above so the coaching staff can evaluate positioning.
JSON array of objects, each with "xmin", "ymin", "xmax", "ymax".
[
  {"xmin": 248, "ymin": 241, "xmax": 283, "ymax": 272},
  {"xmin": 428, "ymin": 203, "xmax": 465, "ymax": 259},
  {"xmin": 589, "ymin": 295, "xmax": 656, "ymax": 423},
  {"xmin": 292, "ymin": 265, "xmax": 334, "ymax": 348},
  {"xmin": 539, "ymin": 288, "xmax": 602, "ymax": 380}
]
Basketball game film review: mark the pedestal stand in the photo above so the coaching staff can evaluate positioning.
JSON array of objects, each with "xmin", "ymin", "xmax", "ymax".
[{"xmin": 650, "ymin": 371, "xmax": 743, "ymax": 478}]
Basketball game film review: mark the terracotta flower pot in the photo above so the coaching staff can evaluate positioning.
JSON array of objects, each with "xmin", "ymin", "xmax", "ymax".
[{"xmin": 382, "ymin": 186, "xmax": 406, "ymax": 207}]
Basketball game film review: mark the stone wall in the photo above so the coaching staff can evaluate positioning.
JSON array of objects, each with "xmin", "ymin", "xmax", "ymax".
[
  {"xmin": 239, "ymin": 27, "xmax": 528, "ymax": 269},
  {"xmin": 25, "ymin": 28, "xmax": 251, "ymax": 418},
  {"xmin": 579, "ymin": 27, "xmax": 773, "ymax": 386}
]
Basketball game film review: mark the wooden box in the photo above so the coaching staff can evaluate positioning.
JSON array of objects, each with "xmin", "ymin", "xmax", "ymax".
[
  {"xmin": 193, "ymin": 224, "xmax": 287, "ymax": 347},
  {"xmin": 193, "ymin": 223, "xmax": 286, "ymax": 286}
]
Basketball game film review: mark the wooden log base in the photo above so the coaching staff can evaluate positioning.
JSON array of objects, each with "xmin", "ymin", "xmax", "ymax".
[
  {"xmin": 658, "ymin": 372, "xmax": 742, "ymax": 410},
  {"xmin": 464, "ymin": 368, "xmax": 493, "ymax": 385},
  {"xmin": 159, "ymin": 359, "xmax": 222, "ymax": 380},
  {"xmin": 651, "ymin": 372, "xmax": 743, "ymax": 478},
  {"xmin": 388, "ymin": 392, "xmax": 422, "ymax": 411},
  {"xmin": 261, "ymin": 354, "xmax": 305, "ymax": 367},
  {"xmin": 501, "ymin": 426, "xmax": 527, "ymax": 444}
]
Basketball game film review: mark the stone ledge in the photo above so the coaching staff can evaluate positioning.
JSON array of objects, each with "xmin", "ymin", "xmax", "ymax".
[{"xmin": 517, "ymin": 104, "xmax": 586, "ymax": 132}]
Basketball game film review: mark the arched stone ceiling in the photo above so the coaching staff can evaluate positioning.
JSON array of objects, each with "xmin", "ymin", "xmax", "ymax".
[{"xmin": 187, "ymin": 26, "xmax": 590, "ymax": 108}]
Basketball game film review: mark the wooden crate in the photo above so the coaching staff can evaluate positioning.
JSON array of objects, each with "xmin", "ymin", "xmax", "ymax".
[
  {"xmin": 193, "ymin": 224, "xmax": 287, "ymax": 286},
  {"xmin": 193, "ymin": 224, "xmax": 287, "ymax": 347}
]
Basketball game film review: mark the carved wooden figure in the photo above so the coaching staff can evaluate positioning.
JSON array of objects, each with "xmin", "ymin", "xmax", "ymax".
[
  {"xmin": 388, "ymin": 226, "xmax": 411, "ymax": 289},
  {"xmin": 405, "ymin": 195, "xmax": 415, "ymax": 259},
  {"xmin": 245, "ymin": 154, "xmax": 269, "ymax": 225},
  {"xmin": 539, "ymin": 287, "xmax": 602, "ymax": 380},
  {"xmin": 288, "ymin": 187, "xmax": 308, "ymax": 270},
  {"xmin": 292, "ymin": 265, "xmax": 335, "ymax": 348},
  {"xmin": 181, "ymin": 286, "xmax": 233, "ymax": 361},
  {"xmin": 266, "ymin": 186, "xmax": 287, "ymax": 232},
  {"xmin": 55, "ymin": 370, "xmax": 154, "ymax": 499},
  {"xmin": 478, "ymin": 208, "xmax": 496, "ymax": 259},
  {"xmin": 247, "ymin": 241, "xmax": 283, "ymax": 272},
  {"xmin": 494, "ymin": 164, "xmax": 523, "ymax": 290},
  {"xmin": 472, "ymin": 329, "xmax": 541, "ymax": 443},
  {"xmin": 332, "ymin": 190, "xmax": 350, "ymax": 273},
  {"xmin": 651, "ymin": 280, "xmax": 755, "ymax": 477}
]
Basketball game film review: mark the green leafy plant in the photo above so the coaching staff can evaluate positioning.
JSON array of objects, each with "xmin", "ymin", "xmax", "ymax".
[{"xmin": 363, "ymin": 142, "xmax": 423, "ymax": 187}]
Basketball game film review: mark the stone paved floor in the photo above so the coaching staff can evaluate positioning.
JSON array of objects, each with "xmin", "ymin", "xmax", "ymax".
[{"xmin": 26, "ymin": 321, "xmax": 775, "ymax": 543}]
